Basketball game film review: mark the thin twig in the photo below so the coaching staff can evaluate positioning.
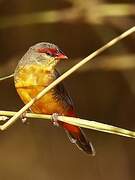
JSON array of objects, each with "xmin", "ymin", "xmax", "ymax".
[
  {"xmin": 0, "ymin": 110, "xmax": 135, "ymax": 138},
  {"xmin": 0, "ymin": 74, "xmax": 14, "ymax": 81},
  {"xmin": 0, "ymin": 26, "xmax": 135, "ymax": 131}
]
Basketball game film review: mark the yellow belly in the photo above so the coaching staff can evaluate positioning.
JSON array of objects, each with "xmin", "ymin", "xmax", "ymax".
[
  {"xmin": 16, "ymin": 86, "xmax": 65, "ymax": 114},
  {"xmin": 15, "ymin": 64, "xmax": 66, "ymax": 114}
]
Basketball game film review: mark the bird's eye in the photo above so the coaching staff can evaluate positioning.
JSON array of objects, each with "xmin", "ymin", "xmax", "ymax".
[
  {"xmin": 59, "ymin": 49, "xmax": 64, "ymax": 54},
  {"xmin": 46, "ymin": 51, "xmax": 52, "ymax": 56}
]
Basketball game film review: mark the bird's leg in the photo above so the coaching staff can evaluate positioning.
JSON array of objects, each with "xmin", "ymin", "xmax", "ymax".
[{"xmin": 51, "ymin": 113, "xmax": 60, "ymax": 127}]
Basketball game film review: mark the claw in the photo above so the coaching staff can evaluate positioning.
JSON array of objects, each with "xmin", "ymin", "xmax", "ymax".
[
  {"xmin": 22, "ymin": 117, "xmax": 27, "ymax": 123},
  {"xmin": 0, "ymin": 116, "xmax": 9, "ymax": 121},
  {"xmin": 51, "ymin": 113, "xmax": 60, "ymax": 127},
  {"xmin": 20, "ymin": 111, "xmax": 29, "ymax": 124}
]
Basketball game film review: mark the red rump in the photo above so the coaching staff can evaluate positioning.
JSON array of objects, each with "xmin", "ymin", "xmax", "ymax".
[
  {"xmin": 62, "ymin": 110, "xmax": 80, "ymax": 133},
  {"xmin": 67, "ymin": 110, "xmax": 76, "ymax": 117}
]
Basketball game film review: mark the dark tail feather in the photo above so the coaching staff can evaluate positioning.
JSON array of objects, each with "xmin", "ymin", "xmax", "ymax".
[{"xmin": 65, "ymin": 128, "xmax": 95, "ymax": 156}]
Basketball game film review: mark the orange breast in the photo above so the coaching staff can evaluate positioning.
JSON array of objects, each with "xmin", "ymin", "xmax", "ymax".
[{"xmin": 15, "ymin": 64, "xmax": 66, "ymax": 114}]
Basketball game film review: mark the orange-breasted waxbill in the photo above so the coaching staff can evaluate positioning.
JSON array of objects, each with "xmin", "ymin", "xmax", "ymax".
[{"xmin": 14, "ymin": 42, "xmax": 95, "ymax": 155}]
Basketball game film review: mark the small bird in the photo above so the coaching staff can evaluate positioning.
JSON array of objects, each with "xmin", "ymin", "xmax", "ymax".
[{"xmin": 14, "ymin": 42, "xmax": 95, "ymax": 155}]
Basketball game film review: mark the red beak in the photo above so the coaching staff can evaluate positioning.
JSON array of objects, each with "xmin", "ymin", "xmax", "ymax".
[{"xmin": 55, "ymin": 53, "xmax": 68, "ymax": 60}]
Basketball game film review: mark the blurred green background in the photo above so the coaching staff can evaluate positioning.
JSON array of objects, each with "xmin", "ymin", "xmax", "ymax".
[{"xmin": 0, "ymin": 0, "xmax": 135, "ymax": 179}]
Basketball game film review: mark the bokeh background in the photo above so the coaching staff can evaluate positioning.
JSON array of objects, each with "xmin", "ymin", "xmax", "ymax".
[{"xmin": 0, "ymin": 0, "xmax": 135, "ymax": 179}]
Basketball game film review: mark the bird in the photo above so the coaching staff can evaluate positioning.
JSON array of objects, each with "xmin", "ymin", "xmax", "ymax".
[{"xmin": 14, "ymin": 42, "xmax": 95, "ymax": 155}]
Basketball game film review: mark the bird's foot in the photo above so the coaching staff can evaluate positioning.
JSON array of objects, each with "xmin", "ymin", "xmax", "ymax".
[
  {"xmin": 51, "ymin": 113, "xmax": 60, "ymax": 127},
  {"xmin": 20, "ymin": 111, "xmax": 29, "ymax": 125},
  {"xmin": 0, "ymin": 116, "xmax": 9, "ymax": 121}
]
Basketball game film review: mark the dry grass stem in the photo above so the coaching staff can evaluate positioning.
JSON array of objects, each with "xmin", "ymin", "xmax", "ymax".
[
  {"xmin": 0, "ymin": 74, "xmax": 14, "ymax": 81},
  {"xmin": 0, "ymin": 110, "xmax": 135, "ymax": 138}
]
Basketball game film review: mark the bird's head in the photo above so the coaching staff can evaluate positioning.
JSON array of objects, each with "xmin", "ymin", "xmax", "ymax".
[{"xmin": 26, "ymin": 42, "xmax": 68, "ymax": 68}]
